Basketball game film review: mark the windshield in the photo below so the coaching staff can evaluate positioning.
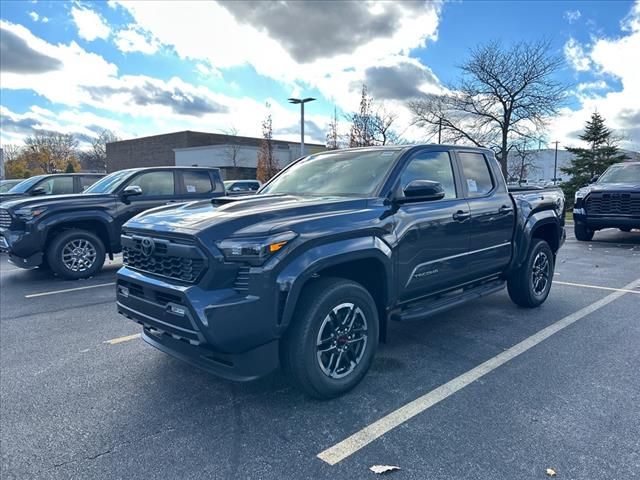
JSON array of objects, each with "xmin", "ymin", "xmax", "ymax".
[
  {"xmin": 83, "ymin": 170, "xmax": 132, "ymax": 194},
  {"xmin": 597, "ymin": 163, "xmax": 640, "ymax": 183},
  {"xmin": 0, "ymin": 180, "xmax": 21, "ymax": 193},
  {"xmin": 5, "ymin": 176, "xmax": 45, "ymax": 193},
  {"xmin": 261, "ymin": 148, "xmax": 403, "ymax": 197}
]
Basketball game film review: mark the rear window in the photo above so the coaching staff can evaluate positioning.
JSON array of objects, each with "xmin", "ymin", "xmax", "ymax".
[
  {"xmin": 458, "ymin": 152, "xmax": 494, "ymax": 197},
  {"xmin": 183, "ymin": 171, "xmax": 213, "ymax": 194},
  {"xmin": 80, "ymin": 176, "xmax": 100, "ymax": 191}
]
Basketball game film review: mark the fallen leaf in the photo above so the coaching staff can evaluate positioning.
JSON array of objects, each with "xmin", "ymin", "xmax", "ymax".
[
  {"xmin": 546, "ymin": 467, "xmax": 557, "ymax": 477},
  {"xmin": 370, "ymin": 465, "xmax": 401, "ymax": 474}
]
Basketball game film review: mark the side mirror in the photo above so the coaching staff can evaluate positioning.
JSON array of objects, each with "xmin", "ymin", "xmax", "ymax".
[
  {"xmin": 398, "ymin": 180, "xmax": 445, "ymax": 203},
  {"xmin": 29, "ymin": 187, "xmax": 47, "ymax": 196},
  {"xmin": 122, "ymin": 185, "xmax": 143, "ymax": 198},
  {"xmin": 590, "ymin": 175, "xmax": 599, "ymax": 183}
]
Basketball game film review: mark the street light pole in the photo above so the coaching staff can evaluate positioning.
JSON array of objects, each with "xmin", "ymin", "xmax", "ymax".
[
  {"xmin": 288, "ymin": 97, "xmax": 316, "ymax": 157},
  {"xmin": 553, "ymin": 141, "xmax": 559, "ymax": 185}
]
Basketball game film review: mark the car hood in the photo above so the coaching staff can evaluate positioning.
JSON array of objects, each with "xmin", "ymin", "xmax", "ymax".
[
  {"xmin": 591, "ymin": 182, "xmax": 640, "ymax": 191},
  {"xmin": 125, "ymin": 194, "xmax": 380, "ymax": 239},
  {"xmin": 1, "ymin": 193, "xmax": 114, "ymax": 210},
  {"xmin": 0, "ymin": 192, "xmax": 29, "ymax": 203}
]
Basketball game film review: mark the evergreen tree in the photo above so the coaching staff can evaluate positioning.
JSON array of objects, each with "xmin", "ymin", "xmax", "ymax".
[
  {"xmin": 562, "ymin": 112, "xmax": 629, "ymax": 203},
  {"xmin": 348, "ymin": 85, "xmax": 375, "ymax": 147},
  {"xmin": 326, "ymin": 107, "xmax": 340, "ymax": 150},
  {"xmin": 65, "ymin": 161, "xmax": 75, "ymax": 173}
]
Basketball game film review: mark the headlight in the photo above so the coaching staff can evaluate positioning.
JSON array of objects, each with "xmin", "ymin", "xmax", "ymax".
[
  {"xmin": 14, "ymin": 207, "xmax": 47, "ymax": 221},
  {"xmin": 217, "ymin": 231, "xmax": 297, "ymax": 265},
  {"xmin": 574, "ymin": 189, "xmax": 588, "ymax": 201}
]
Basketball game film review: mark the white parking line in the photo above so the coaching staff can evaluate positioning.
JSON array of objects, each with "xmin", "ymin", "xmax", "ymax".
[
  {"xmin": 317, "ymin": 277, "xmax": 640, "ymax": 466},
  {"xmin": 555, "ymin": 280, "xmax": 640, "ymax": 294},
  {"xmin": 104, "ymin": 333, "xmax": 141, "ymax": 345},
  {"xmin": 24, "ymin": 282, "xmax": 116, "ymax": 298}
]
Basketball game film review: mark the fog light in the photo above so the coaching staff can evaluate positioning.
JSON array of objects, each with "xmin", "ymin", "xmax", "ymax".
[
  {"xmin": 118, "ymin": 286, "xmax": 129, "ymax": 298},
  {"xmin": 169, "ymin": 305, "xmax": 186, "ymax": 316}
]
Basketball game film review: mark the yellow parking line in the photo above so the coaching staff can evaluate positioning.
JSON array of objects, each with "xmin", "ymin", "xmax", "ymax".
[
  {"xmin": 104, "ymin": 333, "xmax": 141, "ymax": 345},
  {"xmin": 554, "ymin": 280, "xmax": 640, "ymax": 294},
  {"xmin": 24, "ymin": 282, "xmax": 115, "ymax": 298}
]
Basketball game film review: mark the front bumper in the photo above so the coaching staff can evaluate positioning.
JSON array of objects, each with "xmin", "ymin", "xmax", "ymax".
[
  {"xmin": 116, "ymin": 266, "xmax": 282, "ymax": 381},
  {"xmin": 0, "ymin": 228, "xmax": 44, "ymax": 268},
  {"xmin": 573, "ymin": 208, "xmax": 640, "ymax": 229}
]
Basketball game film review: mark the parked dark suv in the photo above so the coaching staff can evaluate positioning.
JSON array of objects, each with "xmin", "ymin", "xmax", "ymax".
[
  {"xmin": 0, "ymin": 173, "xmax": 104, "ymax": 203},
  {"xmin": 573, "ymin": 162, "xmax": 640, "ymax": 240},
  {"xmin": 0, "ymin": 167, "xmax": 224, "ymax": 279}
]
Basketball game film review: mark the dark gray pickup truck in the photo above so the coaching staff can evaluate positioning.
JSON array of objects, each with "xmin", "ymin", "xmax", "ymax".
[{"xmin": 116, "ymin": 145, "xmax": 565, "ymax": 398}]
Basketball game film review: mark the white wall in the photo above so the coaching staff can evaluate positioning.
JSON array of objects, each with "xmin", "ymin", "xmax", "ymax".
[{"xmin": 174, "ymin": 144, "xmax": 295, "ymax": 169}]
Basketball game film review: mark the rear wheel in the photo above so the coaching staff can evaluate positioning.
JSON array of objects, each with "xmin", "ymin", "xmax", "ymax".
[
  {"xmin": 574, "ymin": 222, "xmax": 594, "ymax": 241},
  {"xmin": 47, "ymin": 229, "xmax": 106, "ymax": 280},
  {"xmin": 507, "ymin": 239, "xmax": 554, "ymax": 308},
  {"xmin": 280, "ymin": 277, "xmax": 379, "ymax": 399}
]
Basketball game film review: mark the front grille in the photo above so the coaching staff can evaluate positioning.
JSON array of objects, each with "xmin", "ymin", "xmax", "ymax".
[
  {"xmin": 0, "ymin": 209, "xmax": 12, "ymax": 229},
  {"xmin": 586, "ymin": 192, "xmax": 640, "ymax": 216},
  {"xmin": 122, "ymin": 234, "xmax": 207, "ymax": 283},
  {"xmin": 234, "ymin": 265, "xmax": 250, "ymax": 292}
]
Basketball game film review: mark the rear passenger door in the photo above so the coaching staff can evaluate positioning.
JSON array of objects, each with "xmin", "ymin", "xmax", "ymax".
[
  {"xmin": 456, "ymin": 151, "xmax": 515, "ymax": 281},
  {"xmin": 177, "ymin": 170, "xmax": 224, "ymax": 201}
]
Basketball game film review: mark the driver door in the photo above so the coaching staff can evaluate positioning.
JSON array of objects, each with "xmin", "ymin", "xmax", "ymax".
[
  {"xmin": 115, "ymin": 170, "xmax": 176, "ymax": 230},
  {"xmin": 395, "ymin": 150, "xmax": 471, "ymax": 302}
]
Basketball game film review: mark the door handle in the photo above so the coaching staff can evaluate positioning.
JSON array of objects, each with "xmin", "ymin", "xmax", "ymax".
[
  {"xmin": 498, "ymin": 205, "xmax": 514, "ymax": 214},
  {"xmin": 453, "ymin": 210, "xmax": 471, "ymax": 221}
]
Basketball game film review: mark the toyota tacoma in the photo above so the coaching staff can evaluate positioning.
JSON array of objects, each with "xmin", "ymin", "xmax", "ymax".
[{"xmin": 116, "ymin": 145, "xmax": 565, "ymax": 398}]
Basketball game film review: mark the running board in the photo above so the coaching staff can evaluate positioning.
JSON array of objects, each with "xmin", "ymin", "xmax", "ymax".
[{"xmin": 397, "ymin": 279, "xmax": 506, "ymax": 322}]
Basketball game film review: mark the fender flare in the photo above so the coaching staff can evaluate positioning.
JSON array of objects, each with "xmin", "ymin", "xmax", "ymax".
[
  {"xmin": 275, "ymin": 236, "xmax": 393, "ymax": 329},
  {"xmin": 37, "ymin": 211, "xmax": 118, "ymax": 246},
  {"xmin": 510, "ymin": 210, "xmax": 560, "ymax": 271}
]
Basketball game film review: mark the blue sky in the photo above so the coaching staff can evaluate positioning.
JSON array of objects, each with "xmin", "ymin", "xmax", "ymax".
[{"xmin": 1, "ymin": 1, "xmax": 638, "ymax": 150}]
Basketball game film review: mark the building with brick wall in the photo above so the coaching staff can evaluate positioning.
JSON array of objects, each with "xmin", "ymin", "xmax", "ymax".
[{"xmin": 106, "ymin": 130, "xmax": 325, "ymax": 179}]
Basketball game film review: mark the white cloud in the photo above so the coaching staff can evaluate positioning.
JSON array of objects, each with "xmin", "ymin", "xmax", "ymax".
[
  {"xmin": 112, "ymin": 0, "xmax": 443, "ymax": 114},
  {"xmin": 28, "ymin": 11, "xmax": 39, "ymax": 21},
  {"xmin": 114, "ymin": 26, "xmax": 159, "ymax": 54},
  {"xmin": 552, "ymin": 2, "xmax": 640, "ymax": 150},
  {"xmin": 564, "ymin": 38, "xmax": 591, "ymax": 71},
  {"xmin": 564, "ymin": 10, "xmax": 581, "ymax": 23},
  {"xmin": 577, "ymin": 80, "xmax": 608, "ymax": 91},
  {"xmin": 71, "ymin": 6, "xmax": 110, "ymax": 41}
]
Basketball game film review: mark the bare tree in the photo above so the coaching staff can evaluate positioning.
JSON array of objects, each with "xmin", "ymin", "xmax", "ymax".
[
  {"xmin": 223, "ymin": 126, "xmax": 242, "ymax": 178},
  {"xmin": 372, "ymin": 105, "xmax": 400, "ymax": 145},
  {"xmin": 348, "ymin": 85, "xmax": 376, "ymax": 147},
  {"xmin": 507, "ymin": 142, "xmax": 540, "ymax": 184},
  {"xmin": 256, "ymin": 104, "xmax": 278, "ymax": 182},
  {"xmin": 81, "ymin": 129, "xmax": 119, "ymax": 172},
  {"xmin": 325, "ymin": 107, "xmax": 340, "ymax": 150},
  {"xmin": 408, "ymin": 40, "xmax": 566, "ymax": 177}
]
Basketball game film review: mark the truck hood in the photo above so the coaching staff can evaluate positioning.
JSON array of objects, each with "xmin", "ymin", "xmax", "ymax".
[
  {"xmin": 1, "ymin": 193, "xmax": 114, "ymax": 211},
  {"xmin": 591, "ymin": 182, "xmax": 640, "ymax": 191},
  {"xmin": 126, "ymin": 194, "xmax": 379, "ymax": 239}
]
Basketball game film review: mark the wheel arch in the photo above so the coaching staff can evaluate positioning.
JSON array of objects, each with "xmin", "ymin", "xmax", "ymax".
[{"xmin": 43, "ymin": 214, "xmax": 115, "ymax": 255}]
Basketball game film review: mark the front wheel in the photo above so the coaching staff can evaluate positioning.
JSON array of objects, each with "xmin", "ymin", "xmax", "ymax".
[
  {"xmin": 280, "ymin": 277, "xmax": 379, "ymax": 399},
  {"xmin": 507, "ymin": 239, "xmax": 555, "ymax": 308},
  {"xmin": 574, "ymin": 222, "xmax": 594, "ymax": 241},
  {"xmin": 47, "ymin": 229, "xmax": 106, "ymax": 280}
]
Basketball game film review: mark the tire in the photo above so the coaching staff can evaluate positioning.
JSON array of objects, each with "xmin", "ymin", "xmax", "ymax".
[
  {"xmin": 280, "ymin": 277, "xmax": 379, "ymax": 399},
  {"xmin": 574, "ymin": 222, "xmax": 594, "ymax": 241},
  {"xmin": 619, "ymin": 227, "xmax": 632, "ymax": 232},
  {"xmin": 507, "ymin": 239, "xmax": 555, "ymax": 308},
  {"xmin": 47, "ymin": 229, "xmax": 106, "ymax": 280}
]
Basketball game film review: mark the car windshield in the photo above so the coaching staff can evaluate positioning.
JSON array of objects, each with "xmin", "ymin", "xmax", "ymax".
[
  {"xmin": 5, "ymin": 176, "xmax": 45, "ymax": 193},
  {"xmin": 261, "ymin": 148, "xmax": 403, "ymax": 197},
  {"xmin": 0, "ymin": 180, "xmax": 20, "ymax": 193},
  {"xmin": 597, "ymin": 163, "xmax": 640, "ymax": 183},
  {"xmin": 83, "ymin": 170, "xmax": 132, "ymax": 194}
]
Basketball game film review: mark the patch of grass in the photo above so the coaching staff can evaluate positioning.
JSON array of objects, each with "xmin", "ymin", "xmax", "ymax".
[{"xmin": 565, "ymin": 211, "xmax": 573, "ymax": 222}]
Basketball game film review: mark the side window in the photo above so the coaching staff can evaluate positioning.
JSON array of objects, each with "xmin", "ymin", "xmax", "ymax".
[
  {"xmin": 39, "ymin": 176, "xmax": 74, "ymax": 195},
  {"xmin": 127, "ymin": 171, "xmax": 174, "ymax": 197},
  {"xmin": 183, "ymin": 171, "xmax": 213, "ymax": 194},
  {"xmin": 458, "ymin": 152, "xmax": 494, "ymax": 197},
  {"xmin": 80, "ymin": 176, "xmax": 99, "ymax": 191},
  {"xmin": 400, "ymin": 151, "xmax": 456, "ymax": 199}
]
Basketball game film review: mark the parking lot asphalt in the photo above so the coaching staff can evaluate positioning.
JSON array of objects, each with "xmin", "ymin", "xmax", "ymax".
[{"xmin": 1, "ymin": 229, "xmax": 639, "ymax": 480}]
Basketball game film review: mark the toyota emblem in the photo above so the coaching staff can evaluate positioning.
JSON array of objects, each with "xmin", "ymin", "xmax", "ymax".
[{"xmin": 140, "ymin": 237, "xmax": 155, "ymax": 257}]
